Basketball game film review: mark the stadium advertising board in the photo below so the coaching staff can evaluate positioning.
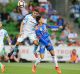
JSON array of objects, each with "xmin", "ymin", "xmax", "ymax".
[{"xmin": 5, "ymin": 45, "xmax": 80, "ymax": 62}]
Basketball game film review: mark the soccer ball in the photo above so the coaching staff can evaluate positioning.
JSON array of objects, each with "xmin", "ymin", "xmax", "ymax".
[{"xmin": 18, "ymin": 0, "xmax": 25, "ymax": 8}]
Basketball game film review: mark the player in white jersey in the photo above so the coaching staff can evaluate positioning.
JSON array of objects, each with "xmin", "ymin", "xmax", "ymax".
[
  {"xmin": 9, "ymin": 9, "xmax": 39, "ymax": 62},
  {"xmin": 0, "ymin": 22, "xmax": 12, "ymax": 73}
]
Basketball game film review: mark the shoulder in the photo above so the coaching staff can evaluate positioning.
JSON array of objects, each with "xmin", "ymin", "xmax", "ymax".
[
  {"xmin": 1, "ymin": 29, "xmax": 7, "ymax": 34},
  {"xmin": 27, "ymin": 14, "xmax": 32, "ymax": 18},
  {"xmin": 43, "ymin": 23, "xmax": 47, "ymax": 26},
  {"xmin": 3, "ymin": 29, "xmax": 7, "ymax": 33},
  {"xmin": 24, "ymin": 14, "xmax": 31, "ymax": 19}
]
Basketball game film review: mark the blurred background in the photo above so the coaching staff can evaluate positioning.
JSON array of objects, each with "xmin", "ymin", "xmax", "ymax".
[
  {"xmin": 0, "ymin": 0, "xmax": 80, "ymax": 62},
  {"xmin": 0, "ymin": 0, "xmax": 80, "ymax": 74}
]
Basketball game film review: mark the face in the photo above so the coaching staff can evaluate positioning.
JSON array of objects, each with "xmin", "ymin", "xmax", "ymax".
[
  {"xmin": 39, "ymin": 18, "xmax": 43, "ymax": 23},
  {"xmin": 32, "ymin": 11, "xmax": 39, "ymax": 17},
  {"xmin": 39, "ymin": 17, "xmax": 44, "ymax": 24}
]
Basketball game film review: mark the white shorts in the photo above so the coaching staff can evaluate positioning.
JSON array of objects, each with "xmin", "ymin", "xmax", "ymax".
[{"xmin": 17, "ymin": 32, "xmax": 37, "ymax": 43}]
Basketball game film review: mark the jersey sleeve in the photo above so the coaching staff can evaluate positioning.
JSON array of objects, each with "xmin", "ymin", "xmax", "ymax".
[
  {"xmin": 46, "ymin": 24, "xmax": 59, "ymax": 31},
  {"xmin": 4, "ymin": 30, "xmax": 9, "ymax": 37}
]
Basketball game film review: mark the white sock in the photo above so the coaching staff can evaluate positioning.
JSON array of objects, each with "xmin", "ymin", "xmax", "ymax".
[
  {"xmin": 35, "ymin": 58, "xmax": 41, "ymax": 66},
  {"xmin": 52, "ymin": 56, "xmax": 59, "ymax": 67}
]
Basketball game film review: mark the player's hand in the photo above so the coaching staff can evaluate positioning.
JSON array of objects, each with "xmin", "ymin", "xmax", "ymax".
[
  {"xmin": 8, "ymin": 42, "xmax": 13, "ymax": 49},
  {"xmin": 59, "ymin": 26, "xmax": 63, "ymax": 29}
]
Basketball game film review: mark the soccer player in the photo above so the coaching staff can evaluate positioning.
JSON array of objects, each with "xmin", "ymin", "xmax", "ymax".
[
  {"xmin": 32, "ymin": 16, "xmax": 62, "ymax": 74},
  {"xmin": 9, "ymin": 9, "xmax": 39, "ymax": 62},
  {"xmin": 0, "ymin": 22, "xmax": 12, "ymax": 72}
]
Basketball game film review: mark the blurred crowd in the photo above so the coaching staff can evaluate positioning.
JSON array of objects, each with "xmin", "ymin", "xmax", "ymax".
[
  {"xmin": 70, "ymin": 0, "xmax": 80, "ymax": 25},
  {"xmin": 0, "ymin": 0, "xmax": 80, "ymax": 47}
]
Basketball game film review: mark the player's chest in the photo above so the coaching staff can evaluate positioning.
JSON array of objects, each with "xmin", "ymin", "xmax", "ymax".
[
  {"xmin": 27, "ymin": 18, "xmax": 36, "ymax": 26},
  {"xmin": 39, "ymin": 26, "xmax": 47, "ymax": 33}
]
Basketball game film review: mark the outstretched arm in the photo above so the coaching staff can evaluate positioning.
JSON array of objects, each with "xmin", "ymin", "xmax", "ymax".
[
  {"xmin": 20, "ymin": 21, "xmax": 24, "ymax": 34},
  {"xmin": 7, "ymin": 36, "xmax": 11, "ymax": 46},
  {"xmin": 46, "ymin": 24, "xmax": 59, "ymax": 31},
  {"xmin": 20, "ymin": 15, "xmax": 28, "ymax": 34}
]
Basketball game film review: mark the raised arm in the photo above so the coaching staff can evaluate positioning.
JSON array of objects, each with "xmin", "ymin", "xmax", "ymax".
[
  {"xmin": 20, "ymin": 21, "xmax": 24, "ymax": 34},
  {"xmin": 20, "ymin": 15, "xmax": 28, "ymax": 34}
]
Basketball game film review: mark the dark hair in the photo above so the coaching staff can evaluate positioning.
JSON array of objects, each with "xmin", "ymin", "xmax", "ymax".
[
  {"xmin": 34, "ymin": 9, "xmax": 39, "ymax": 13},
  {"xmin": 36, "ymin": 16, "xmax": 41, "ymax": 23}
]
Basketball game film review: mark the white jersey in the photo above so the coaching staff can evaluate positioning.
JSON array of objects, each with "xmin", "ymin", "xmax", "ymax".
[
  {"xmin": 0, "ymin": 29, "xmax": 9, "ymax": 45},
  {"xmin": 22, "ymin": 14, "xmax": 37, "ymax": 34}
]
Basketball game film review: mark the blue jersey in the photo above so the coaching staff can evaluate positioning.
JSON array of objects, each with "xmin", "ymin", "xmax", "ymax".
[
  {"xmin": 35, "ymin": 24, "xmax": 59, "ymax": 53},
  {"xmin": 36, "ymin": 24, "xmax": 49, "ymax": 39},
  {"xmin": 36, "ymin": 24, "xmax": 59, "ymax": 39},
  {"xmin": 36, "ymin": 24, "xmax": 59, "ymax": 46}
]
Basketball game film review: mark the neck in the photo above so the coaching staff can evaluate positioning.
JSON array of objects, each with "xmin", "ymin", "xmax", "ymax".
[{"xmin": 32, "ymin": 15, "xmax": 36, "ymax": 18}]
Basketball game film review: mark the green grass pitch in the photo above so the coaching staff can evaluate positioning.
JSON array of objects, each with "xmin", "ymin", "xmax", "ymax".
[{"xmin": 0, "ymin": 62, "xmax": 80, "ymax": 74}]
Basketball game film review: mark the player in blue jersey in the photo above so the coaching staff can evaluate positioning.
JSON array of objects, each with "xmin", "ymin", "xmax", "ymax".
[
  {"xmin": 32, "ymin": 16, "xmax": 62, "ymax": 74},
  {"xmin": 9, "ymin": 9, "xmax": 39, "ymax": 62}
]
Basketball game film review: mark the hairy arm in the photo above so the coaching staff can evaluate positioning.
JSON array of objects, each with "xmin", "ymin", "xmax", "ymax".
[{"xmin": 20, "ymin": 21, "xmax": 24, "ymax": 34}]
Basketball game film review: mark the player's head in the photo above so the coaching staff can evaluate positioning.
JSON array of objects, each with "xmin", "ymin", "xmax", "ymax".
[
  {"xmin": 0, "ymin": 22, "xmax": 2, "ymax": 29},
  {"xmin": 32, "ymin": 9, "xmax": 39, "ymax": 18},
  {"xmin": 36, "ymin": 16, "xmax": 44, "ymax": 25}
]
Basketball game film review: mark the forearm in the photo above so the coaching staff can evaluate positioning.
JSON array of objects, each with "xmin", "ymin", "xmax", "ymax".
[
  {"xmin": 20, "ymin": 22, "xmax": 24, "ymax": 34},
  {"xmin": 47, "ymin": 25, "xmax": 59, "ymax": 29},
  {"xmin": 7, "ymin": 36, "xmax": 11, "ymax": 45}
]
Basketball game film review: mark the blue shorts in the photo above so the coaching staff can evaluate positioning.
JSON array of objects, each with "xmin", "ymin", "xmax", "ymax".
[{"xmin": 39, "ymin": 38, "xmax": 54, "ymax": 54}]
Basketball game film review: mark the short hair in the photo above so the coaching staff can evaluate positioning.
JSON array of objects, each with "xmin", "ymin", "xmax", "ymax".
[
  {"xmin": 34, "ymin": 9, "xmax": 39, "ymax": 13},
  {"xmin": 36, "ymin": 16, "xmax": 41, "ymax": 23}
]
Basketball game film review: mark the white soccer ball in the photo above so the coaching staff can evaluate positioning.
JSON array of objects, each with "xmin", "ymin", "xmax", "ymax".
[{"xmin": 18, "ymin": 0, "xmax": 25, "ymax": 8}]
